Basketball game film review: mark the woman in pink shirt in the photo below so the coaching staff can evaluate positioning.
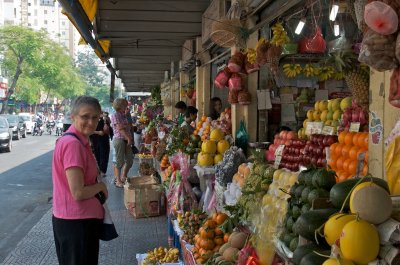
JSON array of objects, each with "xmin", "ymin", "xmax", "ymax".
[{"xmin": 52, "ymin": 96, "xmax": 108, "ymax": 265}]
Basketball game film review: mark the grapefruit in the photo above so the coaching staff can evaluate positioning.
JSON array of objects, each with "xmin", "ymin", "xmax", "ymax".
[{"xmin": 340, "ymin": 97, "xmax": 352, "ymax": 111}]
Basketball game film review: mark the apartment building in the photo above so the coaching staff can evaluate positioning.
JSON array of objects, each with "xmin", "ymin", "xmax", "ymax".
[{"xmin": 0, "ymin": 0, "xmax": 79, "ymax": 58}]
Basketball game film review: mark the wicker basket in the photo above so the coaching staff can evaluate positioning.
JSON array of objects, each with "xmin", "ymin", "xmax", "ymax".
[{"xmin": 210, "ymin": 18, "xmax": 241, "ymax": 48}]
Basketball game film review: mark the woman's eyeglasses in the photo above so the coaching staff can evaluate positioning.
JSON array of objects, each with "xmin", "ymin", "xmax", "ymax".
[{"xmin": 78, "ymin": 115, "xmax": 100, "ymax": 122}]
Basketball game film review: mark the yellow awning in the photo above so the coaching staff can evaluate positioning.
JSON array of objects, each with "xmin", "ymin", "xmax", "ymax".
[
  {"xmin": 79, "ymin": 0, "xmax": 98, "ymax": 23},
  {"xmin": 98, "ymin": 40, "xmax": 110, "ymax": 54}
]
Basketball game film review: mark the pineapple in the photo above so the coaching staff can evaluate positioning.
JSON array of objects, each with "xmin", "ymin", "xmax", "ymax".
[{"xmin": 327, "ymin": 50, "xmax": 370, "ymax": 105}]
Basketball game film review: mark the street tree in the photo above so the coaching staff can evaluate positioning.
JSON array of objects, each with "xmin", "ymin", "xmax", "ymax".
[{"xmin": 0, "ymin": 25, "xmax": 85, "ymax": 114}]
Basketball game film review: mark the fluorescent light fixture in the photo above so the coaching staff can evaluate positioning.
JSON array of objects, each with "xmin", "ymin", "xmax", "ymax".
[
  {"xmin": 295, "ymin": 18, "xmax": 306, "ymax": 35},
  {"xmin": 334, "ymin": 23, "xmax": 340, "ymax": 36},
  {"xmin": 330, "ymin": 3, "xmax": 339, "ymax": 21}
]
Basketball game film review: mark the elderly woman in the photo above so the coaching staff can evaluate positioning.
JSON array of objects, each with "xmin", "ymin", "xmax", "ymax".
[
  {"xmin": 111, "ymin": 98, "xmax": 133, "ymax": 187},
  {"xmin": 52, "ymin": 96, "xmax": 108, "ymax": 265}
]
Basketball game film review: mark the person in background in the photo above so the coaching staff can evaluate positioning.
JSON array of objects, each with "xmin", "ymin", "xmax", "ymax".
[
  {"xmin": 52, "ymin": 96, "xmax": 108, "ymax": 265},
  {"xmin": 90, "ymin": 111, "xmax": 110, "ymax": 178},
  {"xmin": 111, "ymin": 98, "xmax": 133, "ymax": 187},
  {"xmin": 174, "ymin": 101, "xmax": 187, "ymax": 126},
  {"xmin": 62, "ymin": 112, "xmax": 72, "ymax": 132},
  {"xmin": 210, "ymin": 97, "xmax": 222, "ymax": 120},
  {"xmin": 103, "ymin": 112, "xmax": 113, "ymax": 140},
  {"xmin": 181, "ymin": 106, "xmax": 198, "ymax": 135}
]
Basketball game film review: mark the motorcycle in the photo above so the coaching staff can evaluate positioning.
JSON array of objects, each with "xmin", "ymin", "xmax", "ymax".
[
  {"xmin": 55, "ymin": 120, "xmax": 63, "ymax": 136},
  {"xmin": 46, "ymin": 120, "xmax": 55, "ymax": 135},
  {"xmin": 32, "ymin": 121, "xmax": 43, "ymax": 136}
]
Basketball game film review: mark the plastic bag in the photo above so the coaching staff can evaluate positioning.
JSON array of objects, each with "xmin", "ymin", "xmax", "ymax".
[
  {"xmin": 328, "ymin": 35, "xmax": 352, "ymax": 53},
  {"xmin": 359, "ymin": 28, "xmax": 397, "ymax": 71},
  {"xmin": 364, "ymin": 1, "xmax": 398, "ymax": 35},
  {"xmin": 236, "ymin": 120, "xmax": 248, "ymax": 151},
  {"xmin": 299, "ymin": 26, "xmax": 326, "ymax": 54},
  {"xmin": 214, "ymin": 67, "xmax": 231, "ymax": 89},
  {"xmin": 229, "ymin": 73, "xmax": 243, "ymax": 91}
]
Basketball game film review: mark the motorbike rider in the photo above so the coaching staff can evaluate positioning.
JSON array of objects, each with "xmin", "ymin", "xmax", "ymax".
[{"xmin": 33, "ymin": 117, "xmax": 44, "ymax": 135}]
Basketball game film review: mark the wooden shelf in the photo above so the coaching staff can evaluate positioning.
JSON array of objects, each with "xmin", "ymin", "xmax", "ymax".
[{"xmin": 280, "ymin": 53, "xmax": 325, "ymax": 63}]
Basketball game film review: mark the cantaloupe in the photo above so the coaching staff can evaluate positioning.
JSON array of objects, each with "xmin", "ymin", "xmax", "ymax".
[
  {"xmin": 229, "ymin": 232, "xmax": 248, "ymax": 249},
  {"xmin": 350, "ymin": 183, "xmax": 393, "ymax": 224},
  {"xmin": 222, "ymin": 247, "xmax": 239, "ymax": 262},
  {"xmin": 219, "ymin": 243, "xmax": 231, "ymax": 255},
  {"xmin": 322, "ymin": 258, "xmax": 355, "ymax": 265}
]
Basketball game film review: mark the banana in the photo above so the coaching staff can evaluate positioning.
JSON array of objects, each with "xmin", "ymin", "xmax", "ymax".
[
  {"xmin": 271, "ymin": 23, "xmax": 290, "ymax": 46},
  {"xmin": 283, "ymin": 64, "xmax": 302, "ymax": 78}
]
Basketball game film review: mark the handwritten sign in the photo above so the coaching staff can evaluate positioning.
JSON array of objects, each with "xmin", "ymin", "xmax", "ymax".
[
  {"xmin": 322, "ymin": 126, "xmax": 335, "ymax": 135},
  {"xmin": 274, "ymin": 155, "xmax": 282, "ymax": 169},
  {"xmin": 306, "ymin": 122, "xmax": 324, "ymax": 136},
  {"xmin": 275, "ymin": 145, "xmax": 285, "ymax": 157},
  {"xmin": 350, "ymin": 122, "xmax": 361, "ymax": 132}
]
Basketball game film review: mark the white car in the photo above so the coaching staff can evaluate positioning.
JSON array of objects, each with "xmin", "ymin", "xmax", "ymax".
[{"xmin": 18, "ymin": 113, "xmax": 35, "ymax": 134}]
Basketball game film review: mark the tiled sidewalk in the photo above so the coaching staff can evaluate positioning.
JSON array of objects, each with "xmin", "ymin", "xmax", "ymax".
[{"xmin": 1, "ymin": 159, "xmax": 168, "ymax": 265}]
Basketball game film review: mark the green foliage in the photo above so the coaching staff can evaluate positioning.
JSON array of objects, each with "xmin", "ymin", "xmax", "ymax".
[{"xmin": 0, "ymin": 25, "xmax": 85, "ymax": 113}]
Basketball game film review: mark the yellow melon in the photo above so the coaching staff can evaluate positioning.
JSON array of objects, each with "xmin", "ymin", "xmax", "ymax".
[
  {"xmin": 214, "ymin": 154, "xmax": 223, "ymax": 164},
  {"xmin": 201, "ymin": 140, "xmax": 217, "ymax": 154},
  {"xmin": 217, "ymin": 139, "xmax": 230, "ymax": 154},
  {"xmin": 340, "ymin": 219, "xmax": 379, "ymax": 264},
  {"xmin": 210, "ymin": 128, "xmax": 224, "ymax": 142},
  {"xmin": 197, "ymin": 152, "xmax": 214, "ymax": 166},
  {"xmin": 324, "ymin": 213, "xmax": 356, "ymax": 246},
  {"xmin": 323, "ymin": 258, "xmax": 355, "ymax": 265}
]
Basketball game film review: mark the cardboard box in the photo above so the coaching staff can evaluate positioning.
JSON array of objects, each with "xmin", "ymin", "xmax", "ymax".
[{"xmin": 124, "ymin": 175, "xmax": 162, "ymax": 218}]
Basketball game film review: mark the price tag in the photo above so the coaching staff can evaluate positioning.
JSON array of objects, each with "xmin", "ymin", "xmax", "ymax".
[
  {"xmin": 350, "ymin": 122, "xmax": 361, "ymax": 132},
  {"xmin": 325, "ymin": 147, "xmax": 331, "ymax": 163},
  {"xmin": 275, "ymin": 144, "xmax": 285, "ymax": 157},
  {"xmin": 305, "ymin": 122, "xmax": 314, "ymax": 136},
  {"xmin": 306, "ymin": 122, "xmax": 324, "ymax": 135},
  {"xmin": 322, "ymin": 126, "xmax": 335, "ymax": 135},
  {"xmin": 274, "ymin": 155, "xmax": 282, "ymax": 169}
]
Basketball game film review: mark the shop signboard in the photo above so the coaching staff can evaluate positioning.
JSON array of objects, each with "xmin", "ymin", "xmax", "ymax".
[{"xmin": 0, "ymin": 87, "xmax": 6, "ymax": 99}]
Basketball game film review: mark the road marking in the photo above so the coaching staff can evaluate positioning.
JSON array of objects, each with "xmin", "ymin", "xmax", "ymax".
[{"xmin": 7, "ymin": 183, "xmax": 24, "ymax": 187}]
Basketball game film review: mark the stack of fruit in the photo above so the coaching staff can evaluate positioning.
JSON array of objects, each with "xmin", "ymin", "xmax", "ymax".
[
  {"xmin": 212, "ymin": 108, "xmax": 232, "ymax": 136},
  {"xmin": 338, "ymin": 100, "xmax": 369, "ymax": 133},
  {"xmin": 194, "ymin": 116, "xmax": 212, "ymax": 141},
  {"xmin": 178, "ymin": 211, "xmax": 208, "ymax": 245},
  {"xmin": 266, "ymin": 131, "xmax": 300, "ymax": 161},
  {"xmin": 232, "ymin": 163, "xmax": 251, "ymax": 188},
  {"xmin": 280, "ymin": 167, "xmax": 336, "ymax": 252},
  {"xmin": 197, "ymin": 128, "xmax": 230, "ymax": 167},
  {"xmin": 192, "ymin": 212, "xmax": 230, "ymax": 264},
  {"xmin": 185, "ymin": 134, "xmax": 201, "ymax": 157},
  {"xmin": 301, "ymin": 97, "xmax": 352, "ymax": 137},
  {"xmin": 206, "ymin": 231, "xmax": 249, "ymax": 265},
  {"xmin": 328, "ymin": 131, "xmax": 369, "ymax": 182},
  {"xmin": 302, "ymin": 134, "xmax": 338, "ymax": 168},
  {"xmin": 159, "ymin": 154, "xmax": 170, "ymax": 171},
  {"xmin": 142, "ymin": 247, "xmax": 179, "ymax": 265},
  {"xmin": 271, "ymin": 22, "xmax": 290, "ymax": 46}
]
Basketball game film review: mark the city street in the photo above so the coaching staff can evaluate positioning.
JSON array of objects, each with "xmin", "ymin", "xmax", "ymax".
[{"xmin": 0, "ymin": 133, "xmax": 56, "ymax": 262}]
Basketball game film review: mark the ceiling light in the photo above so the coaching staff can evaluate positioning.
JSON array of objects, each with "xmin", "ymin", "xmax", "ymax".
[
  {"xmin": 334, "ymin": 23, "xmax": 340, "ymax": 36},
  {"xmin": 330, "ymin": 2, "xmax": 339, "ymax": 21},
  {"xmin": 295, "ymin": 18, "xmax": 306, "ymax": 35}
]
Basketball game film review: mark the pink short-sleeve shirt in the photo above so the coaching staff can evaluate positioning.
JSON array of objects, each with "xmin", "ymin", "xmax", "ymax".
[{"xmin": 52, "ymin": 125, "xmax": 104, "ymax": 219}]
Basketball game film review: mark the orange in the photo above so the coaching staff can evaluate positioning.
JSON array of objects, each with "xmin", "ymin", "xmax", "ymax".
[
  {"xmin": 344, "ymin": 132, "xmax": 354, "ymax": 146},
  {"xmin": 201, "ymin": 115, "xmax": 207, "ymax": 122},
  {"xmin": 336, "ymin": 157, "xmax": 345, "ymax": 170},
  {"xmin": 348, "ymin": 146, "xmax": 360, "ymax": 160},
  {"xmin": 337, "ymin": 170, "xmax": 350, "ymax": 182},
  {"xmin": 328, "ymin": 157, "xmax": 336, "ymax": 170},
  {"xmin": 330, "ymin": 143, "xmax": 338, "ymax": 155},
  {"xmin": 338, "ymin": 131, "xmax": 347, "ymax": 144},
  {"xmin": 335, "ymin": 144, "xmax": 344, "ymax": 157},
  {"xmin": 341, "ymin": 145, "xmax": 352, "ymax": 158},
  {"xmin": 348, "ymin": 160, "xmax": 357, "ymax": 175},
  {"xmin": 361, "ymin": 164, "xmax": 368, "ymax": 176},
  {"xmin": 352, "ymin": 133, "xmax": 360, "ymax": 146},
  {"xmin": 357, "ymin": 132, "xmax": 368, "ymax": 148},
  {"xmin": 342, "ymin": 158, "xmax": 352, "ymax": 173}
]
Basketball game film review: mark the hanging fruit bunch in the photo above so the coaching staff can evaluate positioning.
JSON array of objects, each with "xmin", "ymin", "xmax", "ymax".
[
  {"xmin": 283, "ymin": 64, "xmax": 302, "ymax": 78},
  {"xmin": 302, "ymin": 64, "xmax": 318, "ymax": 77},
  {"xmin": 318, "ymin": 66, "xmax": 336, "ymax": 81},
  {"xmin": 255, "ymin": 38, "xmax": 270, "ymax": 66},
  {"xmin": 271, "ymin": 22, "xmax": 290, "ymax": 47}
]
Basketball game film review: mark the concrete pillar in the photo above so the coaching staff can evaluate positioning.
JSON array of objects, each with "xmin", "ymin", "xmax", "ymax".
[{"xmin": 195, "ymin": 37, "xmax": 211, "ymax": 117}]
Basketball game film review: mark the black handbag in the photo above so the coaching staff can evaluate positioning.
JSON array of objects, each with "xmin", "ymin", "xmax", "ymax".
[
  {"xmin": 131, "ymin": 144, "xmax": 139, "ymax": 154},
  {"xmin": 99, "ymin": 203, "xmax": 119, "ymax": 241}
]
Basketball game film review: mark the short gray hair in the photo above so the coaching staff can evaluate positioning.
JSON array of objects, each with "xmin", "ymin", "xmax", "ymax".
[
  {"xmin": 113, "ymin": 98, "xmax": 128, "ymax": 112},
  {"xmin": 71, "ymin": 96, "xmax": 101, "ymax": 115}
]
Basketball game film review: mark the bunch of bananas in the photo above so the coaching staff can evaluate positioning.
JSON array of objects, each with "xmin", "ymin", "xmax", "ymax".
[
  {"xmin": 271, "ymin": 23, "xmax": 290, "ymax": 46},
  {"xmin": 303, "ymin": 64, "xmax": 318, "ymax": 77},
  {"xmin": 143, "ymin": 247, "xmax": 179, "ymax": 264},
  {"xmin": 333, "ymin": 71, "xmax": 345, "ymax": 80},
  {"xmin": 283, "ymin": 64, "xmax": 302, "ymax": 78},
  {"xmin": 246, "ymin": 48, "xmax": 257, "ymax": 64},
  {"xmin": 318, "ymin": 66, "xmax": 336, "ymax": 81}
]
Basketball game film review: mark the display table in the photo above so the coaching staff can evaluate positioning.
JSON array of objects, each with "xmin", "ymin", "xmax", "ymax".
[{"xmin": 136, "ymin": 253, "xmax": 183, "ymax": 265}]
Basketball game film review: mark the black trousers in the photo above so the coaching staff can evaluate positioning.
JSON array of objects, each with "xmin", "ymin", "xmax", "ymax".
[
  {"xmin": 92, "ymin": 138, "xmax": 110, "ymax": 174},
  {"xmin": 52, "ymin": 216, "xmax": 102, "ymax": 265}
]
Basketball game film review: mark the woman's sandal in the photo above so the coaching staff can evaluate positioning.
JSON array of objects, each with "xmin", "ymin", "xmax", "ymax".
[{"xmin": 115, "ymin": 182, "xmax": 124, "ymax": 188}]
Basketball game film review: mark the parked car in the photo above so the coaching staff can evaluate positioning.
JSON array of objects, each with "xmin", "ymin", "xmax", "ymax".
[
  {"xmin": 0, "ymin": 114, "xmax": 27, "ymax": 140},
  {"xmin": 18, "ymin": 113, "xmax": 35, "ymax": 134},
  {"xmin": 0, "ymin": 116, "xmax": 12, "ymax": 152}
]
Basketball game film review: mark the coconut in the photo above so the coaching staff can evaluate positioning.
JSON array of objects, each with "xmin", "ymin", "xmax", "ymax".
[
  {"xmin": 229, "ymin": 232, "xmax": 248, "ymax": 249},
  {"xmin": 223, "ymin": 247, "xmax": 239, "ymax": 262}
]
